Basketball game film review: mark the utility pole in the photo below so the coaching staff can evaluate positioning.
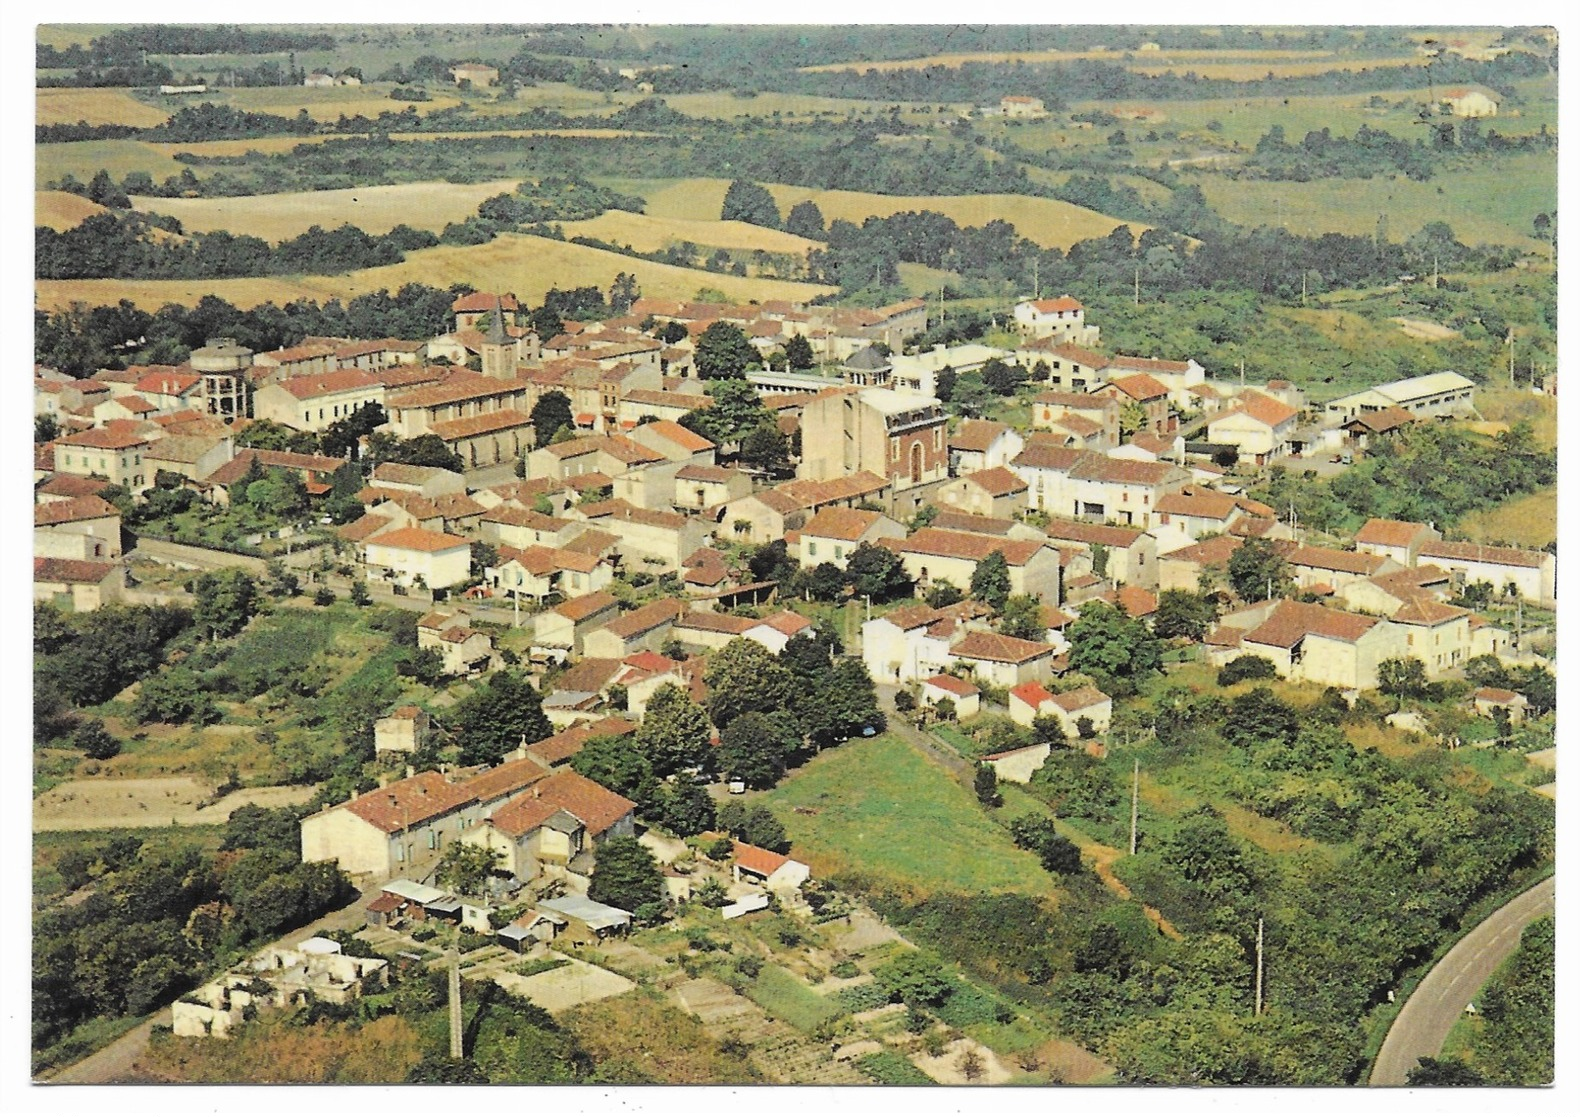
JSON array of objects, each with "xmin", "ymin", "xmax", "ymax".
[
  {"xmin": 1239, "ymin": 358, "xmax": 1246, "ymax": 387},
  {"xmin": 1508, "ymin": 328, "xmax": 1516, "ymax": 386},
  {"xmin": 1254, "ymin": 917, "xmax": 1265, "ymax": 1016},
  {"xmin": 1129, "ymin": 758, "xmax": 1140, "ymax": 856},
  {"xmin": 1134, "ymin": 265, "xmax": 1141, "ymax": 307},
  {"xmin": 1032, "ymin": 256, "xmax": 1040, "ymax": 301},
  {"xmin": 448, "ymin": 945, "xmax": 464, "ymax": 1058},
  {"xmin": 1432, "ymin": 252, "xmax": 1439, "ymax": 289},
  {"xmin": 1301, "ymin": 270, "xmax": 1307, "ymax": 306}
]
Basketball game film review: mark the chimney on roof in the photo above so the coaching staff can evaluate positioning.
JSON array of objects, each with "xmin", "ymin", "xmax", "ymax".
[
  {"xmin": 378, "ymin": 775, "xmax": 389, "ymax": 788},
  {"xmin": 406, "ymin": 765, "xmax": 416, "ymax": 779}
]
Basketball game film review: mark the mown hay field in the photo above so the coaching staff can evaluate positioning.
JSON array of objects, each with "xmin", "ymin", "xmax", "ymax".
[
  {"xmin": 192, "ymin": 82, "xmax": 464, "ymax": 120},
  {"xmin": 36, "ymin": 191, "xmax": 111, "ymax": 230},
  {"xmin": 130, "ymin": 179, "xmax": 521, "ymax": 240},
  {"xmin": 636, "ymin": 177, "xmax": 1145, "ymax": 248},
  {"xmin": 37, "ymin": 87, "xmax": 173, "ymax": 128},
  {"xmin": 558, "ymin": 209, "xmax": 823, "ymax": 254},
  {"xmin": 37, "ymin": 25, "xmax": 121, "ymax": 50},
  {"xmin": 1454, "ymin": 488, "xmax": 1556, "ymax": 550},
  {"xmin": 1196, "ymin": 152, "xmax": 1556, "ymax": 250},
  {"xmin": 760, "ymin": 733, "xmax": 1058, "ymax": 896},
  {"xmin": 35, "ymin": 231, "xmax": 836, "ymax": 313}
]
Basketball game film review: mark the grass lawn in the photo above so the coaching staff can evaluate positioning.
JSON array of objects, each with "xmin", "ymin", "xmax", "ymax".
[
  {"xmin": 743, "ymin": 964, "xmax": 844, "ymax": 1033},
  {"xmin": 760, "ymin": 733, "xmax": 1057, "ymax": 896}
]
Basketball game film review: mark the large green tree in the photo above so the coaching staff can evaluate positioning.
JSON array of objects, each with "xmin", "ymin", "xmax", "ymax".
[
  {"xmin": 1066, "ymin": 600, "xmax": 1162, "ymax": 694},
  {"xmin": 1152, "ymin": 589, "xmax": 1217, "ymax": 641},
  {"xmin": 634, "ymin": 683, "xmax": 714, "ymax": 777},
  {"xmin": 587, "ymin": 835, "xmax": 664, "ymax": 913},
  {"xmin": 436, "ymin": 841, "xmax": 500, "ymax": 896},
  {"xmin": 720, "ymin": 179, "xmax": 782, "ymax": 229},
  {"xmin": 569, "ymin": 734, "xmax": 653, "ymax": 798},
  {"xmin": 970, "ymin": 550, "xmax": 1012, "ymax": 610},
  {"xmin": 717, "ymin": 712, "xmax": 797, "ymax": 789},
  {"xmin": 1228, "ymin": 537, "xmax": 1293, "ymax": 603},
  {"xmin": 704, "ymin": 638, "xmax": 796, "ymax": 730},
  {"xmin": 193, "ymin": 569, "xmax": 258, "ymax": 640},
  {"xmin": 530, "ymin": 390, "xmax": 574, "ymax": 448},
  {"xmin": 847, "ymin": 541, "xmax": 912, "ymax": 602},
  {"xmin": 451, "ymin": 671, "xmax": 551, "ymax": 766},
  {"xmin": 694, "ymin": 321, "xmax": 758, "ymax": 380}
]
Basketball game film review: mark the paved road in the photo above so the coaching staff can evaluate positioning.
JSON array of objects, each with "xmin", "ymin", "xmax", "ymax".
[
  {"xmin": 43, "ymin": 881, "xmax": 385, "ymax": 1085},
  {"xmin": 1369, "ymin": 875, "xmax": 1555, "ymax": 1086}
]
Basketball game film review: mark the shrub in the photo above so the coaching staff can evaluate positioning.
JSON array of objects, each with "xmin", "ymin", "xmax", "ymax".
[
  {"xmin": 1218, "ymin": 655, "xmax": 1278, "ymax": 686},
  {"xmin": 830, "ymin": 960, "xmax": 859, "ymax": 979}
]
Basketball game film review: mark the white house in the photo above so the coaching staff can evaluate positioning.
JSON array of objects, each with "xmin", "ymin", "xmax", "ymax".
[
  {"xmin": 1207, "ymin": 390, "xmax": 1299, "ymax": 466},
  {"xmin": 361, "ymin": 526, "xmax": 473, "ymax": 591}
]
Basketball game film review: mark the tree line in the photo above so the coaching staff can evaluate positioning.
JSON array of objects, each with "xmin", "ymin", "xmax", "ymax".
[{"xmin": 37, "ymin": 212, "xmax": 439, "ymax": 281}]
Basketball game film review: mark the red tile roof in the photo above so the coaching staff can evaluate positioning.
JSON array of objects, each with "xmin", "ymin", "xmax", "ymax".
[
  {"xmin": 1102, "ymin": 373, "xmax": 1171, "ymax": 402},
  {"xmin": 1242, "ymin": 600, "xmax": 1379, "ymax": 649},
  {"xmin": 526, "ymin": 717, "xmax": 638, "ymax": 766},
  {"xmin": 733, "ymin": 840, "xmax": 793, "ymax": 877},
  {"xmin": 1355, "ymin": 518, "xmax": 1435, "ymax": 548},
  {"xmin": 924, "ymin": 673, "xmax": 980, "ymax": 698},
  {"xmin": 1286, "ymin": 545, "xmax": 1390, "ymax": 576},
  {"xmin": 949, "ymin": 419, "xmax": 1012, "ymax": 453},
  {"xmin": 638, "ymin": 419, "xmax": 715, "ymax": 453},
  {"xmin": 894, "ymin": 528, "xmax": 1046, "ymax": 567},
  {"xmin": 55, "ymin": 427, "xmax": 150, "ymax": 450},
  {"xmin": 1390, "ymin": 598, "xmax": 1469, "ymax": 626},
  {"xmin": 552, "ymin": 590, "xmax": 620, "ymax": 622},
  {"xmin": 274, "ymin": 369, "xmax": 381, "ymax": 399},
  {"xmin": 1161, "ymin": 534, "xmax": 1245, "ymax": 566},
  {"xmin": 1474, "ymin": 687, "xmax": 1524, "ymax": 705},
  {"xmin": 962, "ymin": 465, "xmax": 1028, "ymax": 497},
  {"xmin": 1217, "ymin": 390, "xmax": 1298, "ymax": 428},
  {"xmin": 34, "ymin": 557, "xmax": 118, "ymax": 584},
  {"xmin": 1156, "ymin": 488, "xmax": 1240, "ymax": 520},
  {"xmin": 452, "ymin": 292, "xmax": 519, "ymax": 313},
  {"xmin": 951, "ymin": 630, "xmax": 1055, "ymax": 664},
  {"xmin": 1417, "ymin": 540, "xmax": 1548, "ymax": 569},
  {"xmin": 1009, "ymin": 681, "xmax": 1054, "ymax": 708},
  {"xmin": 602, "ymin": 598, "xmax": 687, "ymax": 639},
  {"xmin": 1042, "ymin": 518, "xmax": 1145, "ymax": 548},
  {"xmin": 499, "ymin": 769, "xmax": 636, "ymax": 837},
  {"xmin": 341, "ymin": 771, "xmax": 478, "ymax": 833},
  {"xmin": 460, "ymin": 756, "xmax": 552, "ymax": 805},
  {"xmin": 34, "ymin": 494, "xmax": 119, "ymax": 526},
  {"xmin": 803, "ymin": 507, "xmax": 885, "ymax": 542},
  {"xmin": 1027, "ymin": 296, "xmax": 1083, "ymax": 313},
  {"xmin": 1052, "ymin": 685, "xmax": 1110, "ymax": 712},
  {"xmin": 364, "ymin": 526, "xmax": 472, "ymax": 553}
]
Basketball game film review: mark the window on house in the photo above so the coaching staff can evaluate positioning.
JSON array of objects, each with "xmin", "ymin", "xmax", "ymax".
[
  {"xmin": 808, "ymin": 542, "xmax": 817, "ymax": 557},
  {"xmin": 835, "ymin": 546, "xmax": 844, "ymax": 561}
]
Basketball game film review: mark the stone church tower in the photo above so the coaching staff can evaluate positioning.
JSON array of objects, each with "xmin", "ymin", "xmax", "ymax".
[{"xmin": 480, "ymin": 296, "xmax": 516, "ymax": 379}]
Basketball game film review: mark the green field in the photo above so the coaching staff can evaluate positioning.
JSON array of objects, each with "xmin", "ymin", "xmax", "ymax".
[
  {"xmin": 1196, "ymin": 151, "xmax": 1555, "ymax": 249},
  {"xmin": 760, "ymin": 733, "xmax": 1056, "ymax": 895}
]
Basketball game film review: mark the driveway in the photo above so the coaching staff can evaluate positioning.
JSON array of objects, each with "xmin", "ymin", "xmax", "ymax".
[{"xmin": 1369, "ymin": 875, "xmax": 1556, "ymax": 1085}]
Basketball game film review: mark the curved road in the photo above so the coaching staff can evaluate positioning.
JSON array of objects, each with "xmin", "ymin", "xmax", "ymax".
[{"xmin": 1370, "ymin": 875, "xmax": 1555, "ymax": 1085}]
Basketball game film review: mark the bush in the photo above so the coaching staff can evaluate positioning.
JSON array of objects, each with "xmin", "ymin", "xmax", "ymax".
[
  {"xmin": 313, "ymin": 586, "xmax": 337, "ymax": 606},
  {"xmin": 1218, "ymin": 655, "xmax": 1279, "ymax": 686},
  {"xmin": 836, "ymin": 982, "xmax": 891, "ymax": 1013},
  {"xmin": 830, "ymin": 960, "xmax": 859, "ymax": 979}
]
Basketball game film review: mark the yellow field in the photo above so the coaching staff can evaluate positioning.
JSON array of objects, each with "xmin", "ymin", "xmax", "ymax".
[
  {"xmin": 1456, "ymin": 488, "xmax": 1557, "ymax": 549},
  {"xmin": 130, "ymin": 179, "xmax": 522, "ymax": 240},
  {"xmin": 198, "ymin": 83, "xmax": 464, "ymax": 121},
  {"xmin": 1476, "ymin": 386, "xmax": 1558, "ymax": 449},
  {"xmin": 35, "ymin": 191, "xmax": 110, "ymax": 231},
  {"xmin": 37, "ymin": 87, "xmax": 172, "ymax": 128},
  {"xmin": 34, "ymin": 232, "xmax": 836, "ymax": 313},
  {"xmin": 558, "ymin": 210, "xmax": 822, "ymax": 255},
  {"xmin": 801, "ymin": 47, "xmax": 1365, "ymax": 73},
  {"xmin": 638, "ymin": 178, "xmax": 1145, "ymax": 249}
]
